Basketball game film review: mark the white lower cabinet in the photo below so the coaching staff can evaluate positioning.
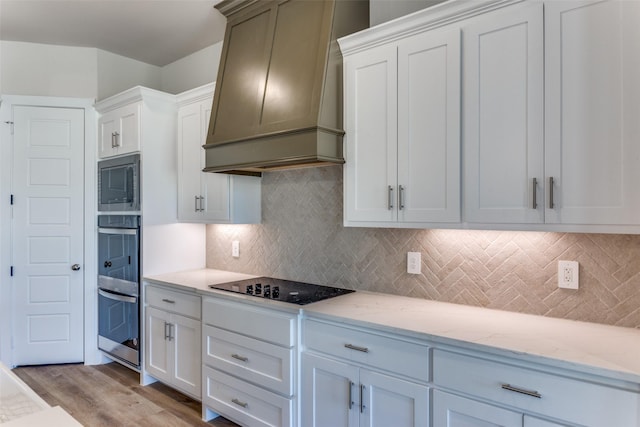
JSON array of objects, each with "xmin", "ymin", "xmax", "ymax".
[
  {"xmin": 201, "ymin": 297, "xmax": 297, "ymax": 427},
  {"xmin": 144, "ymin": 285, "xmax": 201, "ymax": 399},
  {"xmin": 301, "ymin": 319, "xmax": 430, "ymax": 427},
  {"xmin": 433, "ymin": 390, "xmax": 522, "ymax": 427},
  {"xmin": 432, "ymin": 349, "xmax": 640, "ymax": 427},
  {"xmin": 302, "ymin": 353, "xmax": 429, "ymax": 427}
]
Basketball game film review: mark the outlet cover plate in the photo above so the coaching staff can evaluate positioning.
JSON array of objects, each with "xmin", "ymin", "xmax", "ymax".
[
  {"xmin": 558, "ymin": 260, "xmax": 579, "ymax": 289},
  {"xmin": 232, "ymin": 240, "xmax": 240, "ymax": 258},
  {"xmin": 407, "ymin": 252, "xmax": 421, "ymax": 274}
]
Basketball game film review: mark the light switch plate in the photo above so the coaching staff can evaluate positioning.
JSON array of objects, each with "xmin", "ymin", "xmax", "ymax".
[
  {"xmin": 232, "ymin": 240, "xmax": 240, "ymax": 258},
  {"xmin": 407, "ymin": 252, "xmax": 421, "ymax": 274}
]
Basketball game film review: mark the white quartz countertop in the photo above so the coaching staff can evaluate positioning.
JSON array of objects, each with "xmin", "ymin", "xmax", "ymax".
[{"xmin": 144, "ymin": 269, "xmax": 640, "ymax": 384}]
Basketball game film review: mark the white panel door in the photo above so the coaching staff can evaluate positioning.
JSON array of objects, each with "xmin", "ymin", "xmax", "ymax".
[
  {"xmin": 397, "ymin": 28, "xmax": 461, "ymax": 223},
  {"xmin": 344, "ymin": 43, "xmax": 398, "ymax": 223},
  {"xmin": 12, "ymin": 105, "xmax": 84, "ymax": 365},
  {"xmin": 360, "ymin": 369, "xmax": 429, "ymax": 427},
  {"xmin": 301, "ymin": 352, "xmax": 359, "ymax": 427},
  {"xmin": 545, "ymin": 0, "xmax": 640, "ymax": 224},
  {"xmin": 432, "ymin": 391, "xmax": 522, "ymax": 427},
  {"xmin": 464, "ymin": 3, "xmax": 544, "ymax": 224}
]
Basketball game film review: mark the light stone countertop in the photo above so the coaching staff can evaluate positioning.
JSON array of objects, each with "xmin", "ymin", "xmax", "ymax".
[{"xmin": 144, "ymin": 268, "xmax": 640, "ymax": 385}]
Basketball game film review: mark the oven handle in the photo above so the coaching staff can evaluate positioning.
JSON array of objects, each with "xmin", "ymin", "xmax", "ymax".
[
  {"xmin": 98, "ymin": 288, "xmax": 137, "ymax": 304},
  {"xmin": 98, "ymin": 228, "xmax": 138, "ymax": 235}
]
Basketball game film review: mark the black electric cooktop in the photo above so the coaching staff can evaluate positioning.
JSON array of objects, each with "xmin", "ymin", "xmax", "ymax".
[{"xmin": 209, "ymin": 277, "xmax": 354, "ymax": 305}]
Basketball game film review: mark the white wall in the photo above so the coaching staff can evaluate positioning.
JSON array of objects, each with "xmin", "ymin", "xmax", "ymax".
[
  {"xmin": 0, "ymin": 41, "xmax": 98, "ymax": 98},
  {"xmin": 97, "ymin": 50, "xmax": 162, "ymax": 100},
  {"xmin": 369, "ymin": 0, "xmax": 446, "ymax": 26},
  {"xmin": 161, "ymin": 42, "xmax": 222, "ymax": 94}
]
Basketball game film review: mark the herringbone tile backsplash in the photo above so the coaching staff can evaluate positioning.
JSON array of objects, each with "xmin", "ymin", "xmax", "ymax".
[{"xmin": 206, "ymin": 166, "xmax": 640, "ymax": 328}]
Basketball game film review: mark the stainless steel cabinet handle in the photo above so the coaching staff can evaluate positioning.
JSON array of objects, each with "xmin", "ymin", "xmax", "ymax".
[
  {"xmin": 388, "ymin": 186, "xmax": 393, "ymax": 210},
  {"xmin": 113, "ymin": 131, "xmax": 120, "ymax": 147},
  {"xmin": 71, "ymin": 263, "xmax": 81, "ymax": 271},
  {"xmin": 231, "ymin": 354, "xmax": 248, "ymax": 362},
  {"xmin": 162, "ymin": 298, "xmax": 175, "ymax": 304},
  {"xmin": 548, "ymin": 176, "xmax": 555, "ymax": 209},
  {"xmin": 194, "ymin": 196, "xmax": 199, "ymax": 212},
  {"xmin": 231, "ymin": 398, "xmax": 248, "ymax": 408},
  {"xmin": 532, "ymin": 178, "xmax": 537, "ymax": 209},
  {"xmin": 164, "ymin": 322, "xmax": 170, "ymax": 340},
  {"xmin": 501, "ymin": 383, "xmax": 541, "ymax": 399},
  {"xmin": 168, "ymin": 323, "xmax": 174, "ymax": 341},
  {"xmin": 344, "ymin": 343, "xmax": 369, "ymax": 353},
  {"xmin": 399, "ymin": 185, "xmax": 405, "ymax": 210},
  {"xmin": 348, "ymin": 381, "xmax": 354, "ymax": 410},
  {"xmin": 359, "ymin": 384, "xmax": 365, "ymax": 413},
  {"xmin": 198, "ymin": 196, "xmax": 205, "ymax": 212},
  {"xmin": 111, "ymin": 132, "xmax": 116, "ymax": 148}
]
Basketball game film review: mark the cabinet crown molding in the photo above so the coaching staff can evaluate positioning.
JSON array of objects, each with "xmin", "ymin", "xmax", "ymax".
[
  {"xmin": 176, "ymin": 82, "xmax": 216, "ymax": 107},
  {"xmin": 339, "ymin": 0, "xmax": 526, "ymax": 55},
  {"xmin": 94, "ymin": 86, "xmax": 176, "ymax": 113}
]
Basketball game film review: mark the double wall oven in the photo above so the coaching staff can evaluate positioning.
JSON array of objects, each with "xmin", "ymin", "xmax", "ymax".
[{"xmin": 97, "ymin": 215, "xmax": 141, "ymax": 368}]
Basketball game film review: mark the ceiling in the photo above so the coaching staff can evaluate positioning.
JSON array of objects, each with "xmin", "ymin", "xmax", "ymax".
[{"xmin": 0, "ymin": 0, "xmax": 227, "ymax": 67}]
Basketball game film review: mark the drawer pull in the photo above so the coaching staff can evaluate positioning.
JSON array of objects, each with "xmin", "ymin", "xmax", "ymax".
[
  {"xmin": 161, "ymin": 298, "xmax": 175, "ymax": 304},
  {"xmin": 345, "ymin": 343, "xmax": 369, "ymax": 353},
  {"xmin": 501, "ymin": 383, "xmax": 541, "ymax": 399},
  {"xmin": 231, "ymin": 354, "xmax": 249, "ymax": 362},
  {"xmin": 231, "ymin": 398, "xmax": 248, "ymax": 408}
]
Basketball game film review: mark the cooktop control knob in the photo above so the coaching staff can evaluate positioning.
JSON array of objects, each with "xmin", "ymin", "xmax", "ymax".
[
  {"xmin": 246, "ymin": 285, "xmax": 254, "ymax": 295},
  {"xmin": 272, "ymin": 286, "xmax": 280, "ymax": 299},
  {"xmin": 264, "ymin": 284, "xmax": 271, "ymax": 298},
  {"xmin": 255, "ymin": 283, "xmax": 262, "ymax": 295}
]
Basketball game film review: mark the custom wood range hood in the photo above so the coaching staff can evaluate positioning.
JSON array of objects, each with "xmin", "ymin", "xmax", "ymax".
[{"xmin": 203, "ymin": 0, "xmax": 369, "ymax": 176}]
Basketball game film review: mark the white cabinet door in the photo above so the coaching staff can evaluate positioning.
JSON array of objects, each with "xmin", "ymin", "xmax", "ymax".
[
  {"xmin": 344, "ymin": 43, "xmax": 398, "ymax": 223},
  {"xmin": 397, "ymin": 28, "xmax": 461, "ymax": 223},
  {"xmin": 432, "ymin": 390, "xmax": 522, "ymax": 427},
  {"xmin": 98, "ymin": 103, "xmax": 140, "ymax": 158},
  {"xmin": 360, "ymin": 369, "xmax": 429, "ymax": 427},
  {"xmin": 301, "ymin": 352, "xmax": 359, "ymax": 427},
  {"xmin": 171, "ymin": 313, "xmax": 201, "ymax": 398},
  {"xmin": 464, "ymin": 3, "xmax": 544, "ymax": 224},
  {"xmin": 177, "ymin": 100, "xmax": 205, "ymax": 221},
  {"xmin": 145, "ymin": 306, "xmax": 172, "ymax": 384},
  {"xmin": 545, "ymin": 0, "xmax": 640, "ymax": 225}
]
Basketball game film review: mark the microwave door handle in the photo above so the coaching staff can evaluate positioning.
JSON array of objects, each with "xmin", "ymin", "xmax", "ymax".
[
  {"xmin": 98, "ymin": 289, "xmax": 137, "ymax": 304},
  {"xmin": 98, "ymin": 228, "xmax": 138, "ymax": 235}
]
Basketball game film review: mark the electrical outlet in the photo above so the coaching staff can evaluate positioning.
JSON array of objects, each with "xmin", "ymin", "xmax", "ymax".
[
  {"xmin": 232, "ymin": 240, "xmax": 240, "ymax": 258},
  {"xmin": 558, "ymin": 260, "xmax": 579, "ymax": 289},
  {"xmin": 407, "ymin": 252, "xmax": 421, "ymax": 275}
]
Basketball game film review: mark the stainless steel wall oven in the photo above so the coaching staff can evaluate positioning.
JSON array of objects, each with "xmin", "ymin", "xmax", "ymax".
[
  {"xmin": 97, "ymin": 215, "xmax": 141, "ymax": 368},
  {"xmin": 97, "ymin": 153, "xmax": 140, "ymax": 212}
]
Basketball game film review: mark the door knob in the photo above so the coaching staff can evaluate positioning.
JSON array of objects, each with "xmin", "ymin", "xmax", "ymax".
[
  {"xmin": 104, "ymin": 261, "xmax": 112, "ymax": 268},
  {"xmin": 71, "ymin": 264, "xmax": 81, "ymax": 271}
]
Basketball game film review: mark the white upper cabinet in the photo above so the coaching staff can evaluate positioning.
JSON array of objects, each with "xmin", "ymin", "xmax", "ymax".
[
  {"xmin": 463, "ymin": 2, "xmax": 544, "ymax": 224},
  {"xmin": 176, "ymin": 83, "xmax": 261, "ymax": 224},
  {"xmin": 544, "ymin": 0, "xmax": 640, "ymax": 225},
  {"xmin": 342, "ymin": 25, "xmax": 461, "ymax": 227},
  {"xmin": 344, "ymin": 43, "xmax": 398, "ymax": 224},
  {"xmin": 98, "ymin": 102, "xmax": 141, "ymax": 158}
]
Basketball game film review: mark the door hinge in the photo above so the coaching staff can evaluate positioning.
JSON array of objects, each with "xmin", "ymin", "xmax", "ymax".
[
  {"xmin": 10, "ymin": 266, "xmax": 14, "ymax": 276},
  {"xmin": 4, "ymin": 121, "xmax": 14, "ymax": 135}
]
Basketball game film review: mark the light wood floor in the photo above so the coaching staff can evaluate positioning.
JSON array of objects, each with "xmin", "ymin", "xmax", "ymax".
[{"xmin": 13, "ymin": 362, "xmax": 240, "ymax": 427}]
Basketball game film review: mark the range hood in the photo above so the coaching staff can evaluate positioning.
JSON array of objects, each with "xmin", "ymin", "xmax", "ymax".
[{"xmin": 203, "ymin": 0, "xmax": 369, "ymax": 176}]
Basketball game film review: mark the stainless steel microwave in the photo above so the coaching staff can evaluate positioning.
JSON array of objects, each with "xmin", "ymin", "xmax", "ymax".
[{"xmin": 97, "ymin": 153, "xmax": 140, "ymax": 212}]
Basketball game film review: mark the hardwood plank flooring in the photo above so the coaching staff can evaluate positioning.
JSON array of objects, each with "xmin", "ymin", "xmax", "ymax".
[{"xmin": 12, "ymin": 363, "xmax": 240, "ymax": 427}]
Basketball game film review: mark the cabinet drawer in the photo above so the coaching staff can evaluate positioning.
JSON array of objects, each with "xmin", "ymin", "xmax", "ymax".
[
  {"xmin": 203, "ymin": 365, "xmax": 292, "ymax": 427},
  {"xmin": 433, "ymin": 349, "xmax": 640, "ymax": 427},
  {"xmin": 303, "ymin": 319, "xmax": 429, "ymax": 382},
  {"xmin": 203, "ymin": 325, "xmax": 294, "ymax": 396},
  {"xmin": 146, "ymin": 286, "xmax": 201, "ymax": 319},
  {"xmin": 202, "ymin": 298, "xmax": 296, "ymax": 347}
]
